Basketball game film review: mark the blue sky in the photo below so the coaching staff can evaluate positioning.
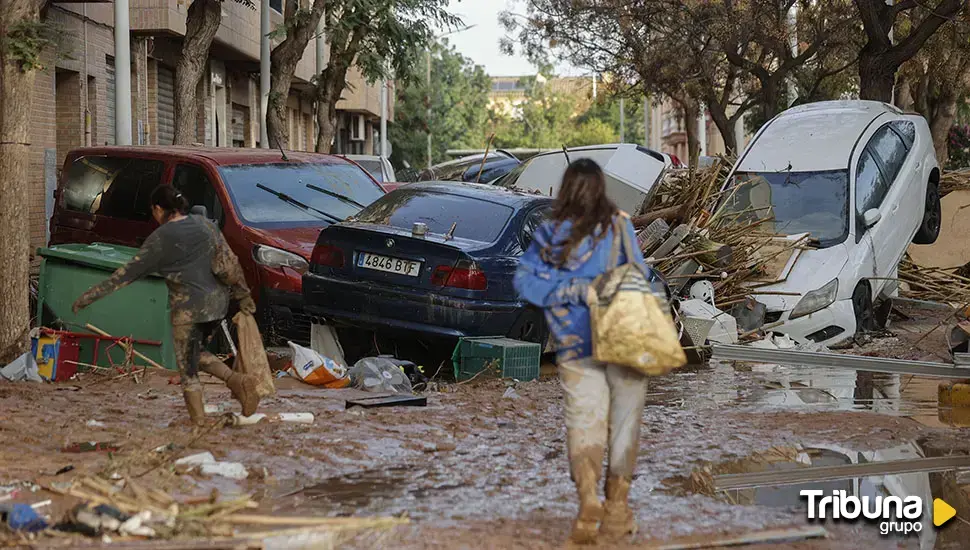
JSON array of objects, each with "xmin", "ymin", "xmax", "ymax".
[{"xmin": 444, "ymin": 0, "xmax": 581, "ymax": 77}]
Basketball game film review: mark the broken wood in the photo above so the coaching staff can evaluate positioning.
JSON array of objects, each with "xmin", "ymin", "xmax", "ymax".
[
  {"xmin": 222, "ymin": 514, "xmax": 409, "ymax": 528},
  {"xmin": 85, "ymin": 323, "xmax": 166, "ymax": 371},
  {"xmin": 643, "ymin": 526, "xmax": 827, "ymax": 550}
]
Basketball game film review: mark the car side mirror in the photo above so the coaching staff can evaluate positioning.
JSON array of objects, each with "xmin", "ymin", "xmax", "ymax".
[{"xmin": 863, "ymin": 208, "xmax": 882, "ymax": 229}]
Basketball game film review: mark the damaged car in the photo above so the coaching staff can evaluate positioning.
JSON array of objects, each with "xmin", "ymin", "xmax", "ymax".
[
  {"xmin": 717, "ymin": 100, "xmax": 941, "ymax": 346},
  {"xmin": 302, "ymin": 182, "xmax": 556, "ymax": 354}
]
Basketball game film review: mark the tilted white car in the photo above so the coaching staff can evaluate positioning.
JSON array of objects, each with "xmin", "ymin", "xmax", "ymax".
[{"xmin": 718, "ymin": 100, "xmax": 941, "ymax": 346}]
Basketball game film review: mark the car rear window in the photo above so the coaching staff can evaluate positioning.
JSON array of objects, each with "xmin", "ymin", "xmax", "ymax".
[
  {"xmin": 354, "ymin": 189, "xmax": 515, "ymax": 243},
  {"xmin": 218, "ymin": 162, "xmax": 384, "ymax": 228}
]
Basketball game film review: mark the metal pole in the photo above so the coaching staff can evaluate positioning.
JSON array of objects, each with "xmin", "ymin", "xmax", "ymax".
[
  {"xmin": 259, "ymin": 0, "xmax": 270, "ymax": 148},
  {"xmin": 643, "ymin": 97, "xmax": 649, "ymax": 147},
  {"xmin": 380, "ymin": 79, "xmax": 388, "ymax": 159},
  {"xmin": 787, "ymin": 3, "xmax": 798, "ymax": 106},
  {"xmin": 315, "ymin": 14, "xmax": 325, "ymax": 150},
  {"xmin": 698, "ymin": 107, "xmax": 707, "ymax": 156},
  {"xmin": 426, "ymin": 49, "xmax": 432, "ymax": 169},
  {"xmin": 592, "ymin": 73, "xmax": 597, "ymax": 99},
  {"xmin": 114, "ymin": 0, "xmax": 132, "ymax": 145},
  {"xmin": 619, "ymin": 97, "xmax": 625, "ymax": 142},
  {"xmin": 734, "ymin": 111, "xmax": 746, "ymax": 153}
]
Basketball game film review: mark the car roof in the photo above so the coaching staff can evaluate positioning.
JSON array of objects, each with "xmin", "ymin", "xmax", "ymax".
[
  {"xmin": 401, "ymin": 180, "xmax": 553, "ymax": 207},
  {"xmin": 342, "ymin": 154, "xmax": 382, "ymax": 161},
  {"xmin": 738, "ymin": 101, "xmax": 897, "ymax": 172},
  {"xmin": 67, "ymin": 146, "xmax": 352, "ymax": 167}
]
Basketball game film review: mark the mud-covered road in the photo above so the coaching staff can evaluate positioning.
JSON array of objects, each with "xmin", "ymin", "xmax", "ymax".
[{"xmin": 3, "ymin": 304, "xmax": 970, "ymax": 549}]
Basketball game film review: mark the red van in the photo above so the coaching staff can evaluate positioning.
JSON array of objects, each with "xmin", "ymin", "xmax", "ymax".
[{"xmin": 49, "ymin": 146, "xmax": 386, "ymax": 344}]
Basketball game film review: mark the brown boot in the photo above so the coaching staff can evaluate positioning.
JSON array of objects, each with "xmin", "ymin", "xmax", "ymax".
[
  {"xmin": 183, "ymin": 389, "xmax": 206, "ymax": 427},
  {"xmin": 569, "ymin": 455, "xmax": 604, "ymax": 545},
  {"xmin": 601, "ymin": 475, "xmax": 636, "ymax": 539},
  {"xmin": 226, "ymin": 373, "xmax": 260, "ymax": 417}
]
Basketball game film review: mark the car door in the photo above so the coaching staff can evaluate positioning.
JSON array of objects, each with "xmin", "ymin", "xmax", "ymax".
[
  {"xmin": 51, "ymin": 155, "xmax": 166, "ymax": 248},
  {"xmin": 854, "ymin": 124, "xmax": 912, "ymax": 279}
]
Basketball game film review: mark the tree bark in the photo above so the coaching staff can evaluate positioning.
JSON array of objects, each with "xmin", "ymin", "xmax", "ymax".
[
  {"xmin": 314, "ymin": 61, "xmax": 352, "ymax": 153},
  {"xmin": 929, "ymin": 93, "xmax": 958, "ymax": 164},
  {"xmin": 858, "ymin": 49, "xmax": 897, "ymax": 102},
  {"xmin": 266, "ymin": 1, "xmax": 326, "ymax": 150},
  {"xmin": 705, "ymin": 99, "xmax": 738, "ymax": 156},
  {"xmin": 173, "ymin": 0, "xmax": 221, "ymax": 145},
  {"xmin": 0, "ymin": 0, "xmax": 43, "ymax": 364},
  {"xmin": 681, "ymin": 101, "xmax": 700, "ymax": 169}
]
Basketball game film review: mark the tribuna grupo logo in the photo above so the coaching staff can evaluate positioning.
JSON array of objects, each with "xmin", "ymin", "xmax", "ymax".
[{"xmin": 800, "ymin": 490, "xmax": 955, "ymax": 535}]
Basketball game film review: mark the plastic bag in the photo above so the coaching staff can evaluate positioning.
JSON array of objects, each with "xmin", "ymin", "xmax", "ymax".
[
  {"xmin": 348, "ymin": 357, "xmax": 413, "ymax": 394},
  {"xmin": 232, "ymin": 312, "xmax": 276, "ymax": 398},
  {"xmin": 287, "ymin": 341, "xmax": 349, "ymax": 388}
]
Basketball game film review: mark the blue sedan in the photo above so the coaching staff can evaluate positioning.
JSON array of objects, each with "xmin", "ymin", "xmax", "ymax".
[{"xmin": 303, "ymin": 182, "xmax": 554, "ymax": 345}]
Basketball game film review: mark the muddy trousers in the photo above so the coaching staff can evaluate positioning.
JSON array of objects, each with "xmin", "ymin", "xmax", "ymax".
[
  {"xmin": 559, "ymin": 357, "xmax": 648, "ymax": 542},
  {"xmin": 172, "ymin": 321, "xmax": 229, "ymax": 391}
]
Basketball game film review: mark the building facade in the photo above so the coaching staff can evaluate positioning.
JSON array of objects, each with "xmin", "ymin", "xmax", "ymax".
[{"xmin": 29, "ymin": 0, "xmax": 392, "ymax": 254}]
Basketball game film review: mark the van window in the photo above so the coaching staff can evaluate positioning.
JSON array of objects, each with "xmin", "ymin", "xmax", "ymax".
[
  {"xmin": 62, "ymin": 156, "xmax": 164, "ymax": 221},
  {"xmin": 173, "ymin": 163, "xmax": 224, "ymax": 224},
  {"xmin": 891, "ymin": 121, "xmax": 915, "ymax": 149},
  {"xmin": 867, "ymin": 126, "xmax": 908, "ymax": 185},
  {"xmin": 856, "ymin": 150, "xmax": 889, "ymax": 216}
]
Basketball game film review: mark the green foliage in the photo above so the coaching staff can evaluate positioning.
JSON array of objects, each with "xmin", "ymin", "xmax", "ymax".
[
  {"xmin": 389, "ymin": 40, "xmax": 490, "ymax": 169},
  {"xmin": 948, "ymin": 125, "xmax": 970, "ymax": 169},
  {"xmin": 3, "ymin": 19, "xmax": 51, "ymax": 72}
]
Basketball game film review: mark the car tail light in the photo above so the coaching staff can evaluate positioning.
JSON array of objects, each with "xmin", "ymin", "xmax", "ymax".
[
  {"xmin": 310, "ymin": 243, "xmax": 345, "ymax": 268},
  {"xmin": 431, "ymin": 261, "xmax": 487, "ymax": 290}
]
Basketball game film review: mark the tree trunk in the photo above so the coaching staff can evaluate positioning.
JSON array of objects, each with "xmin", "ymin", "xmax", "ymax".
[
  {"xmin": 0, "ymin": 0, "xmax": 43, "ymax": 364},
  {"xmin": 173, "ymin": 0, "xmax": 220, "ymax": 145},
  {"xmin": 705, "ymin": 99, "xmax": 738, "ymax": 156},
  {"xmin": 682, "ymin": 101, "xmax": 700, "ymax": 169},
  {"xmin": 315, "ymin": 63, "xmax": 350, "ymax": 154},
  {"xmin": 930, "ymin": 93, "xmax": 958, "ymax": 164},
  {"xmin": 266, "ymin": 1, "xmax": 326, "ymax": 150},
  {"xmin": 858, "ymin": 48, "xmax": 896, "ymax": 102}
]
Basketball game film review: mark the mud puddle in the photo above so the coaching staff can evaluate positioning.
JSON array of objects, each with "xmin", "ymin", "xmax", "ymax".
[
  {"xmin": 278, "ymin": 465, "xmax": 470, "ymax": 520},
  {"xmin": 666, "ymin": 441, "xmax": 970, "ymax": 548},
  {"xmin": 647, "ymin": 361, "xmax": 949, "ymax": 426}
]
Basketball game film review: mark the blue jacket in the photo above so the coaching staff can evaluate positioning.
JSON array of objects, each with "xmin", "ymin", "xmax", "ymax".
[{"xmin": 514, "ymin": 215, "xmax": 652, "ymax": 363}]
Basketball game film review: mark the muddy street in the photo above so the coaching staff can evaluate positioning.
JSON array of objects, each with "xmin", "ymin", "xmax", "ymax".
[{"xmin": 4, "ymin": 306, "xmax": 970, "ymax": 549}]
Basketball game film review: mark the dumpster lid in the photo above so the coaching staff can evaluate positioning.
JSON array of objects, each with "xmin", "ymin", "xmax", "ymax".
[{"xmin": 38, "ymin": 243, "xmax": 145, "ymax": 272}]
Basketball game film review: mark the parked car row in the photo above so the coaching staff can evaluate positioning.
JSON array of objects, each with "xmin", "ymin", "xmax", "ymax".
[{"xmin": 48, "ymin": 100, "xmax": 941, "ymax": 354}]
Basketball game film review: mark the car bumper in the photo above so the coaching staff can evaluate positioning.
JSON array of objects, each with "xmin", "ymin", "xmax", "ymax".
[
  {"xmin": 771, "ymin": 299, "xmax": 857, "ymax": 347},
  {"xmin": 259, "ymin": 287, "xmax": 312, "ymax": 345},
  {"xmin": 303, "ymin": 273, "xmax": 523, "ymax": 339}
]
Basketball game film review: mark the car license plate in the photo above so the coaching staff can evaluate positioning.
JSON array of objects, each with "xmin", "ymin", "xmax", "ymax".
[{"xmin": 357, "ymin": 252, "xmax": 422, "ymax": 277}]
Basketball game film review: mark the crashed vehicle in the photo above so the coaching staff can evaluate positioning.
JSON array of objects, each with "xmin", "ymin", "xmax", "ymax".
[
  {"xmin": 302, "ymin": 182, "xmax": 557, "ymax": 352},
  {"xmin": 718, "ymin": 100, "xmax": 941, "ymax": 346},
  {"xmin": 49, "ymin": 147, "xmax": 386, "ymax": 343},
  {"xmin": 494, "ymin": 144, "xmax": 668, "ymax": 215}
]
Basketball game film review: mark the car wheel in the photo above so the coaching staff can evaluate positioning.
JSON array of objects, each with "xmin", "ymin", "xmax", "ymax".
[
  {"xmin": 913, "ymin": 183, "xmax": 941, "ymax": 245},
  {"xmin": 508, "ymin": 307, "xmax": 549, "ymax": 348},
  {"xmin": 852, "ymin": 283, "xmax": 875, "ymax": 335}
]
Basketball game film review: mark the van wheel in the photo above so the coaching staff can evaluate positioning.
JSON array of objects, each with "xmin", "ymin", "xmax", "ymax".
[
  {"xmin": 913, "ymin": 183, "xmax": 941, "ymax": 244},
  {"xmin": 853, "ymin": 283, "xmax": 875, "ymax": 335}
]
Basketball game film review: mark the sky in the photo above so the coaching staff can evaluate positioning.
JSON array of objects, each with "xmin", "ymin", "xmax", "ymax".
[{"xmin": 443, "ymin": 0, "xmax": 581, "ymax": 77}]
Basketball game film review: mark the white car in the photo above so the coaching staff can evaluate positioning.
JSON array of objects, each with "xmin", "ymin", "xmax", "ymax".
[
  {"xmin": 496, "ymin": 143, "xmax": 668, "ymax": 214},
  {"xmin": 342, "ymin": 155, "xmax": 396, "ymax": 184},
  {"xmin": 718, "ymin": 101, "xmax": 941, "ymax": 346}
]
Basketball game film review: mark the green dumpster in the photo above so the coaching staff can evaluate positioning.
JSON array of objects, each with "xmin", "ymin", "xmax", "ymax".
[{"xmin": 36, "ymin": 243, "xmax": 177, "ymax": 370}]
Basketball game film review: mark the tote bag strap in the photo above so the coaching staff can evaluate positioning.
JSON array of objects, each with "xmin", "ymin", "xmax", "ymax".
[{"xmin": 607, "ymin": 217, "xmax": 623, "ymax": 269}]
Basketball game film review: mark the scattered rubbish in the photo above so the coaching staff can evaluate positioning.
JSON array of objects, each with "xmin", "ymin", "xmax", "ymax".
[
  {"xmin": 746, "ymin": 334, "xmax": 796, "ymax": 350},
  {"xmin": 137, "ymin": 389, "xmax": 159, "ymax": 400},
  {"xmin": 30, "ymin": 500, "xmax": 52, "ymax": 509},
  {"xmin": 226, "ymin": 412, "xmax": 315, "ymax": 426},
  {"xmin": 31, "ymin": 329, "xmax": 81, "ymax": 381},
  {"xmin": 288, "ymin": 341, "xmax": 350, "ymax": 388},
  {"xmin": 67, "ymin": 503, "xmax": 156, "ymax": 538},
  {"xmin": 85, "ymin": 419, "xmax": 106, "ymax": 428},
  {"xmin": 729, "ymin": 297, "xmax": 767, "ymax": 333},
  {"xmin": 349, "ymin": 357, "xmax": 413, "ymax": 393},
  {"xmin": 233, "ymin": 312, "xmax": 276, "ymax": 398},
  {"xmin": 0, "ymin": 352, "xmax": 43, "ymax": 382},
  {"xmin": 62, "ymin": 441, "xmax": 121, "ymax": 453},
  {"xmin": 203, "ymin": 403, "xmax": 223, "ymax": 414},
  {"xmin": 379, "ymin": 355, "xmax": 428, "ymax": 387},
  {"xmin": 678, "ymin": 299, "xmax": 738, "ymax": 345},
  {"xmin": 1, "ymin": 503, "xmax": 48, "ymax": 532},
  {"xmin": 54, "ymin": 465, "xmax": 75, "ymax": 476},
  {"xmin": 502, "ymin": 386, "xmax": 520, "ymax": 399},
  {"xmin": 310, "ymin": 322, "xmax": 347, "ymax": 368},
  {"xmin": 345, "ymin": 395, "xmax": 428, "ymax": 409},
  {"xmin": 712, "ymin": 343, "xmax": 970, "ymax": 378},
  {"xmin": 175, "ymin": 451, "xmax": 248, "ymax": 480}
]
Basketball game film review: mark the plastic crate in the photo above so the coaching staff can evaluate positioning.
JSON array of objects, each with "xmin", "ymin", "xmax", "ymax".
[{"xmin": 452, "ymin": 336, "xmax": 540, "ymax": 381}]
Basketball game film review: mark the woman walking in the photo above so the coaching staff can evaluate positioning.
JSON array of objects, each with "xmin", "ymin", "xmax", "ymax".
[
  {"xmin": 514, "ymin": 159, "xmax": 653, "ymax": 544},
  {"xmin": 73, "ymin": 186, "xmax": 261, "ymax": 426}
]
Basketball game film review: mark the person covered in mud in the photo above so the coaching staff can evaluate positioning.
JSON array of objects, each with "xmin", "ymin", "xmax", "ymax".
[
  {"xmin": 514, "ymin": 158, "xmax": 655, "ymax": 544},
  {"xmin": 72, "ymin": 185, "xmax": 261, "ymax": 427}
]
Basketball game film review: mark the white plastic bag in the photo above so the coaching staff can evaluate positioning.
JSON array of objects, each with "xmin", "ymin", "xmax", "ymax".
[{"xmin": 287, "ymin": 342, "xmax": 348, "ymax": 387}]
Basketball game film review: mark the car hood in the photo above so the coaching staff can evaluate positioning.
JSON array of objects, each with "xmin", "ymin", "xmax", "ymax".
[
  {"xmin": 247, "ymin": 225, "xmax": 328, "ymax": 259},
  {"xmin": 751, "ymin": 242, "xmax": 850, "ymax": 311}
]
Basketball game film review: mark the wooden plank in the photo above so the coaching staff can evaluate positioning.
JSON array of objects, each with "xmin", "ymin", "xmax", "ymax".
[{"xmin": 644, "ymin": 526, "xmax": 827, "ymax": 550}]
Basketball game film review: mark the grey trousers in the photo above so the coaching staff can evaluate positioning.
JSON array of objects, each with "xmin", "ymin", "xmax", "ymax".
[{"xmin": 559, "ymin": 357, "xmax": 649, "ymax": 480}]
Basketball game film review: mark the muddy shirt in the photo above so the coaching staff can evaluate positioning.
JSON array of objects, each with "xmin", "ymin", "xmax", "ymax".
[{"xmin": 75, "ymin": 215, "xmax": 250, "ymax": 325}]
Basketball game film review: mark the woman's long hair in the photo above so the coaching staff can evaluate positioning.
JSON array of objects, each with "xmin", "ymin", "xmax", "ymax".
[
  {"xmin": 150, "ymin": 184, "xmax": 189, "ymax": 222},
  {"xmin": 548, "ymin": 158, "xmax": 617, "ymax": 267}
]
